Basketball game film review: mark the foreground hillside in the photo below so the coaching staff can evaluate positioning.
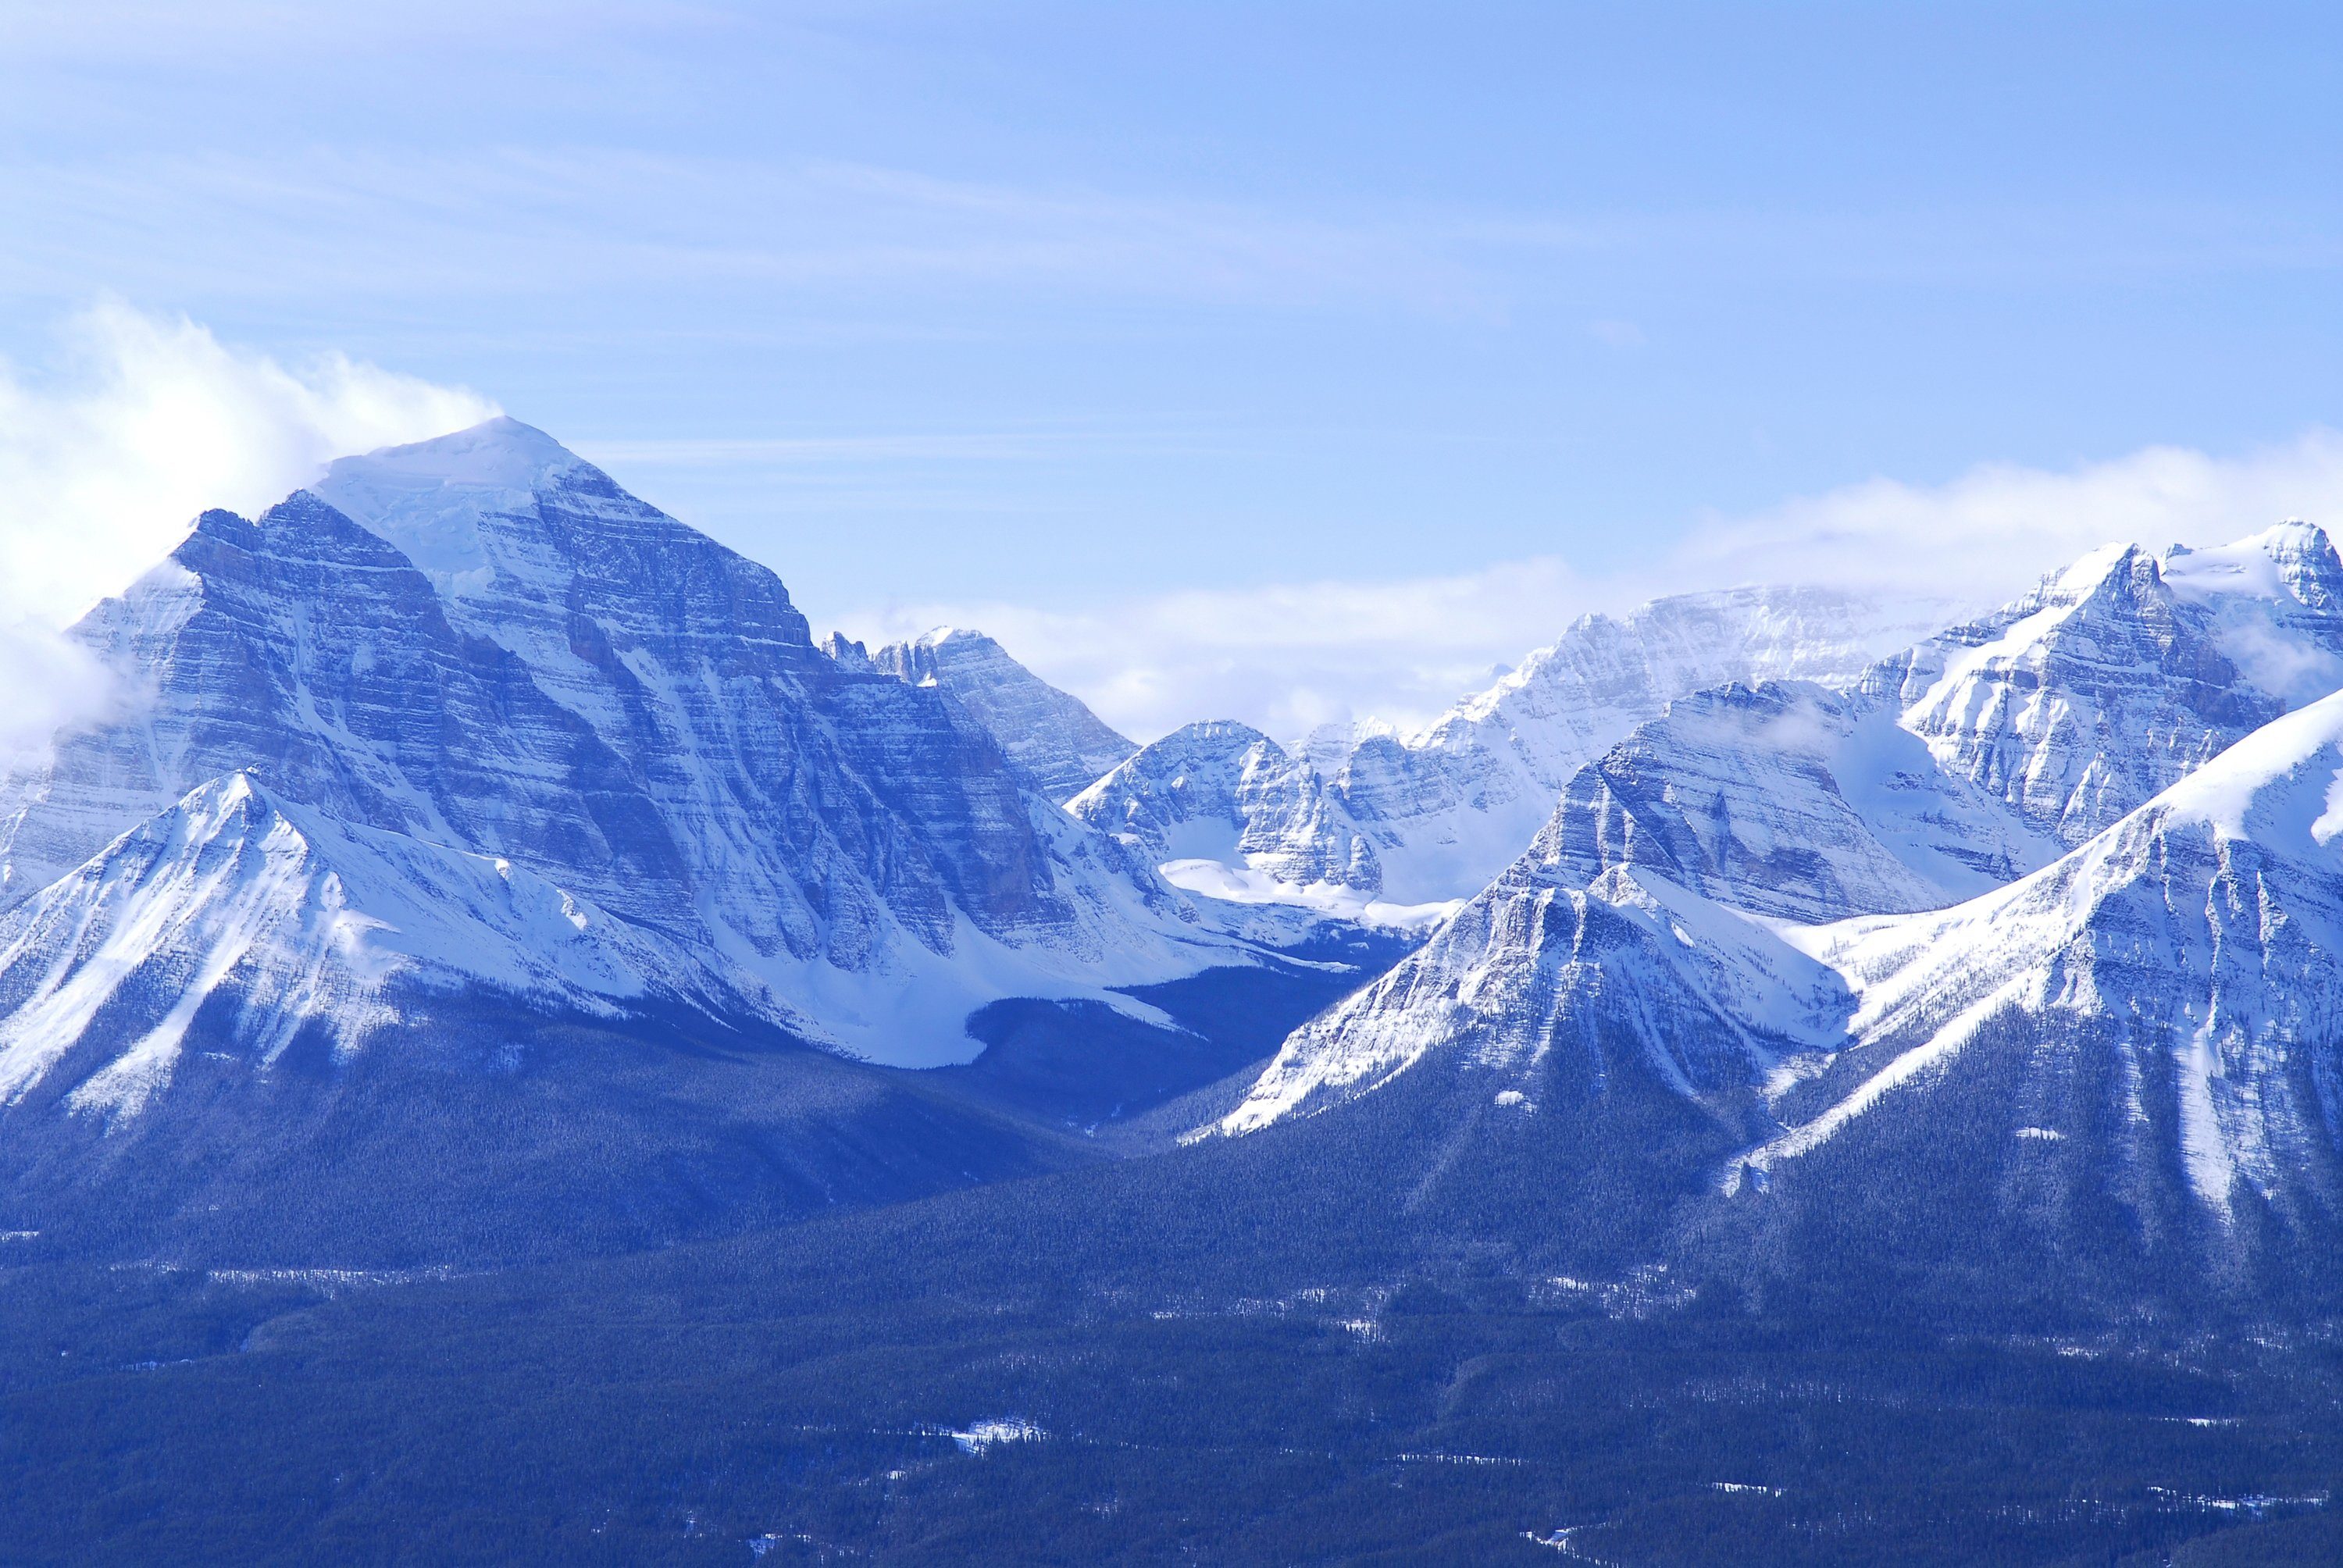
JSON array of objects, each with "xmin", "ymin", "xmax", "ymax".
[{"xmin": 3, "ymin": 1119, "xmax": 2339, "ymax": 1566}]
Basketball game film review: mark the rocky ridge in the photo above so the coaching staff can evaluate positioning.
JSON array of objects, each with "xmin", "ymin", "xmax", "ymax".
[{"xmin": 1082, "ymin": 584, "xmax": 1958, "ymax": 911}]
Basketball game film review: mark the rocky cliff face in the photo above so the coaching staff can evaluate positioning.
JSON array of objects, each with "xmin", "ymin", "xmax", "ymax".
[
  {"xmin": 858, "ymin": 627, "xmax": 1136, "ymax": 803},
  {"xmin": 1533, "ymin": 680, "xmax": 2058, "ymax": 923},
  {"xmin": 1867, "ymin": 526, "xmax": 2343, "ymax": 846},
  {"xmin": 1455, "ymin": 527, "xmax": 2343, "ymax": 929}
]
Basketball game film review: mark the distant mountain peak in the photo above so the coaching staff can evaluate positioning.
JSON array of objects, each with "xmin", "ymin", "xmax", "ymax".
[
  {"xmin": 310, "ymin": 416, "xmax": 678, "ymax": 609},
  {"xmin": 867, "ymin": 626, "xmax": 1135, "ymax": 802}
]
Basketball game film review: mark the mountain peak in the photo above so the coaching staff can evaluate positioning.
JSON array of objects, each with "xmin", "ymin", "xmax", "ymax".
[
  {"xmin": 2163, "ymin": 519, "xmax": 2343, "ymax": 615},
  {"xmin": 323, "ymin": 415, "xmax": 586, "ymax": 497},
  {"xmin": 308, "ymin": 416, "xmax": 619, "ymax": 600}
]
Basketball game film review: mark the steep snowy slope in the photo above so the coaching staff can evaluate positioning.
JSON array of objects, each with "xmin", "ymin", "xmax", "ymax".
[
  {"xmin": 1222, "ymin": 675, "xmax": 2343, "ymax": 1293},
  {"xmin": 857, "ymin": 627, "xmax": 1136, "ymax": 802},
  {"xmin": 0, "ymin": 773, "xmax": 737, "ymax": 1124},
  {"xmin": 1746, "ymin": 686, "xmax": 2343, "ymax": 1228},
  {"xmin": 1221, "ymin": 856, "xmax": 1846, "ymax": 1135},
  {"xmin": 0, "ymin": 420, "xmax": 1247, "ymax": 1070}
]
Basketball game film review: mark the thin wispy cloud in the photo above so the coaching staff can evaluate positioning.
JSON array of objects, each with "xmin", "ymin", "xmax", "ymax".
[
  {"xmin": 0, "ymin": 148, "xmax": 1507, "ymax": 313},
  {"xmin": 6, "ymin": 138, "xmax": 2330, "ymax": 330}
]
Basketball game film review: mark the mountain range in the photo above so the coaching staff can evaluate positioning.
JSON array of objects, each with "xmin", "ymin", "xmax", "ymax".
[
  {"xmin": 2, "ymin": 415, "xmax": 2341, "ymax": 1319},
  {"xmin": 9, "ymin": 417, "xmax": 2343, "ymax": 1562},
  {"xmin": 1225, "ymin": 521, "xmax": 2343, "ymax": 1305},
  {"xmin": 1073, "ymin": 583, "xmax": 1956, "ymax": 911}
]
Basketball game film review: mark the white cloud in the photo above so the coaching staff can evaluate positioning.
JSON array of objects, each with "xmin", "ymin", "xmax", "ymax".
[
  {"xmin": 834, "ymin": 558, "xmax": 1596, "ymax": 745},
  {"xmin": 0, "ymin": 299, "xmax": 498, "ymax": 625},
  {"xmin": 831, "ymin": 430, "xmax": 2343, "ymax": 743},
  {"xmin": 0, "ymin": 300, "xmax": 496, "ymax": 764},
  {"xmin": 1680, "ymin": 430, "xmax": 2343, "ymax": 610}
]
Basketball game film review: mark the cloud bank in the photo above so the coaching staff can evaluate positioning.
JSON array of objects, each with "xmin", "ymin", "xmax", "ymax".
[
  {"xmin": 0, "ymin": 301, "xmax": 496, "ymax": 763},
  {"xmin": 836, "ymin": 430, "xmax": 2343, "ymax": 743}
]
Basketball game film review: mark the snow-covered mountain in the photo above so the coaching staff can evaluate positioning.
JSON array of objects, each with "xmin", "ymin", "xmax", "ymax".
[
  {"xmin": 0, "ymin": 419, "xmax": 1254, "ymax": 1092},
  {"xmin": 1088, "ymin": 585, "xmax": 1955, "ymax": 913},
  {"xmin": 1746, "ymin": 689, "xmax": 2343, "ymax": 1225},
  {"xmin": 1351, "ymin": 583, "xmax": 1959, "ymax": 898},
  {"xmin": 1065, "ymin": 721, "xmax": 1460, "ymax": 928},
  {"xmin": 1867, "ymin": 525, "xmax": 2343, "ymax": 846},
  {"xmin": 0, "ymin": 772, "xmax": 732, "ymax": 1126},
  {"xmin": 1219, "ymin": 525, "xmax": 2343, "ymax": 1291},
  {"xmin": 1068, "ymin": 721, "xmax": 1377, "ymax": 888},
  {"xmin": 829, "ymin": 625, "xmax": 1136, "ymax": 803}
]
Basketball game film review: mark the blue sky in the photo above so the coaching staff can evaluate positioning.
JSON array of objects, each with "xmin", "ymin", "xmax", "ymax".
[{"xmin": 0, "ymin": 2, "xmax": 2337, "ymax": 734}]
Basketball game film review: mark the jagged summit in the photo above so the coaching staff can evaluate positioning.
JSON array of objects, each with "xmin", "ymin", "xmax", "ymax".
[{"xmin": 1870, "ymin": 521, "xmax": 2343, "ymax": 845}]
